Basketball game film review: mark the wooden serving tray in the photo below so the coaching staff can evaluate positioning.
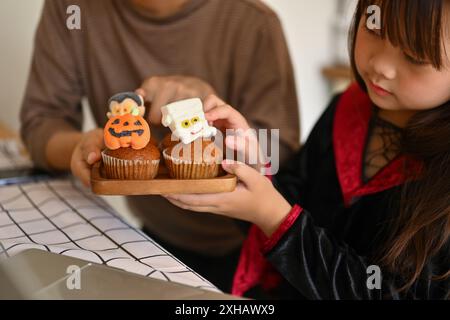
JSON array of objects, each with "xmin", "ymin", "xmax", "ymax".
[{"xmin": 91, "ymin": 162, "xmax": 237, "ymax": 195}]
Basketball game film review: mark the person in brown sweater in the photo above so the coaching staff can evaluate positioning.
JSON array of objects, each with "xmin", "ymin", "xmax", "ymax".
[{"xmin": 20, "ymin": 0, "xmax": 300, "ymax": 292}]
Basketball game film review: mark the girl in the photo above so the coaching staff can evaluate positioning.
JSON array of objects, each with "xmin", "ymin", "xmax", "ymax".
[{"xmin": 164, "ymin": 0, "xmax": 450, "ymax": 299}]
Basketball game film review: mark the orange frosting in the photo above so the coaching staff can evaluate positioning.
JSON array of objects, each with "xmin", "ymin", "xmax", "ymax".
[{"xmin": 104, "ymin": 113, "xmax": 151, "ymax": 150}]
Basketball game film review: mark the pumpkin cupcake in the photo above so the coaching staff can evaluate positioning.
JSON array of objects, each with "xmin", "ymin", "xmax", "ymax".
[
  {"xmin": 163, "ymin": 138, "xmax": 222, "ymax": 179},
  {"xmin": 101, "ymin": 92, "xmax": 160, "ymax": 180}
]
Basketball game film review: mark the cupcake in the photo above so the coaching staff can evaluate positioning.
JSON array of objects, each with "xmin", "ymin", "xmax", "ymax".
[
  {"xmin": 163, "ymin": 138, "xmax": 222, "ymax": 179},
  {"xmin": 101, "ymin": 92, "xmax": 160, "ymax": 180},
  {"xmin": 149, "ymin": 135, "xmax": 159, "ymax": 146},
  {"xmin": 102, "ymin": 143, "xmax": 160, "ymax": 180}
]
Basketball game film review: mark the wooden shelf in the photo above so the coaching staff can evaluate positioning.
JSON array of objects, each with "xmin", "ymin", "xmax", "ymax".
[{"xmin": 322, "ymin": 65, "xmax": 353, "ymax": 81}]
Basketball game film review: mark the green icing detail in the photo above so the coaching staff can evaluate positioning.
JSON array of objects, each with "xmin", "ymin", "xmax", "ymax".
[{"xmin": 131, "ymin": 107, "xmax": 139, "ymax": 116}]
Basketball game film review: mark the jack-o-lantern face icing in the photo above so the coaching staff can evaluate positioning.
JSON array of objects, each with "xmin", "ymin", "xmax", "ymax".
[{"xmin": 104, "ymin": 113, "xmax": 150, "ymax": 150}]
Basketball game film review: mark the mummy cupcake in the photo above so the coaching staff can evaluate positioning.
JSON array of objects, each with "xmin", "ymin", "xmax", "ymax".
[{"xmin": 161, "ymin": 98, "xmax": 221, "ymax": 179}]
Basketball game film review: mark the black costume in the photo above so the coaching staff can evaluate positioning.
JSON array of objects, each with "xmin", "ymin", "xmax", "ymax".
[{"xmin": 232, "ymin": 84, "xmax": 449, "ymax": 299}]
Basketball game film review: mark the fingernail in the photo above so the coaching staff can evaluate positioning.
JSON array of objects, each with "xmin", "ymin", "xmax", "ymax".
[{"xmin": 87, "ymin": 152, "xmax": 96, "ymax": 164}]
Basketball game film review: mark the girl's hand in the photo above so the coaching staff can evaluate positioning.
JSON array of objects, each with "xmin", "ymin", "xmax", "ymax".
[
  {"xmin": 203, "ymin": 94, "xmax": 250, "ymax": 132},
  {"xmin": 203, "ymin": 95, "xmax": 267, "ymax": 171},
  {"xmin": 163, "ymin": 160, "xmax": 292, "ymax": 237}
]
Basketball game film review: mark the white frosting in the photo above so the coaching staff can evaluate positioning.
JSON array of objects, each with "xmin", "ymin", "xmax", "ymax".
[{"xmin": 161, "ymin": 98, "xmax": 217, "ymax": 144}]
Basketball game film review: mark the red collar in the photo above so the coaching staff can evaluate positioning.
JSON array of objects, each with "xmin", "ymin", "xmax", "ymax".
[{"xmin": 333, "ymin": 83, "xmax": 421, "ymax": 207}]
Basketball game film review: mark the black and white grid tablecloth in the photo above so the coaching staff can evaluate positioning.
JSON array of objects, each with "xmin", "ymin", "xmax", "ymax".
[{"xmin": 0, "ymin": 178, "xmax": 218, "ymax": 292}]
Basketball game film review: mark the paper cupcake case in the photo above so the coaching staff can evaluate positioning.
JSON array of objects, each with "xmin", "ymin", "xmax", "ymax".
[
  {"xmin": 162, "ymin": 149, "xmax": 220, "ymax": 179},
  {"xmin": 102, "ymin": 152, "xmax": 160, "ymax": 180}
]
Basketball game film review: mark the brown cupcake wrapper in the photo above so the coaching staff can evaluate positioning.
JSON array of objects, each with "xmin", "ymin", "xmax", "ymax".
[
  {"xmin": 163, "ymin": 149, "xmax": 219, "ymax": 179},
  {"xmin": 102, "ymin": 152, "xmax": 160, "ymax": 180}
]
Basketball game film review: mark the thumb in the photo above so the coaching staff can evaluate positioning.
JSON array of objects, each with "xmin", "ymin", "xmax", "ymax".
[
  {"xmin": 221, "ymin": 160, "xmax": 259, "ymax": 187},
  {"xmin": 225, "ymin": 132, "xmax": 257, "ymax": 153},
  {"xmin": 82, "ymin": 131, "xmax": 104, "ymax": 165},
  {"xmin": 87, "ymin": 151, "xmax": 101, "ymax": 165}
]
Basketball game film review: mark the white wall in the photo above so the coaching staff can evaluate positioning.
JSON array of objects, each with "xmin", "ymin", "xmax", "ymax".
[
  {"xmin": 263, "ymin": 0, "xmax": 334, "ymax": 139},
  {"xmin": 0, "ymin": 0, "xmax": 44, "ymax": 131},
  {"xmin": 263, "ymin": 0, "xmax": 356, "ymax": 139}
]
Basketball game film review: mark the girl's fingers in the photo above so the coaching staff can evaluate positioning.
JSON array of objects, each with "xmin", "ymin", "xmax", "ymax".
[
  {"xmin": 225, "ymin": 134, "xmax": 255, "ymax": 152},
  {"xmin": 205, "ymin": 104, "xmax": 233, "ymax": 122},
  {"xmin": 221, "ymin": 160, "xmax": 260, "ymax": 186},
  {"xmin": 204, "ymin": 96, "xmax": 250, "ymax": 131},
  {"xmin": 203, "ymin": 94, "xmax": 226, "ymax": 111},
  {"xmin": 165, "ymin": 197, "xmax": 217, "ymax": 213},
  {"xmin": 205, "ymin": 106, "xmax": 249, "ymax": 131},
  {"xmin": 163, "ymin": 183, "xmax": 251, "ymax": 217},
  {"xmin": 225, "ymin": 134, "xmax": 266, "ymax": 166},
  {"xmin": 164, "ymin": 193, "xmax": 221, "ymax": 208}
]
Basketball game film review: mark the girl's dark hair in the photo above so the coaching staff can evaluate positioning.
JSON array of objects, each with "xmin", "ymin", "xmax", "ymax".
[{"xmin": 349, "ymin": 0, "xmax": 450, "ymax": 294}]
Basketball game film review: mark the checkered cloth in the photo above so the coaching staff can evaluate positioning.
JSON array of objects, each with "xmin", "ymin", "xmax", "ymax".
[{"xmin": 0, "ymin": 178, "xmax": 218, "ymax": 292}]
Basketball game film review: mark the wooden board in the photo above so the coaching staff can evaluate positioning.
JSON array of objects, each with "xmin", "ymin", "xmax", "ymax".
[{"xmin": 91, "ymin": 161, "xmax": 237, "ymax": 196}]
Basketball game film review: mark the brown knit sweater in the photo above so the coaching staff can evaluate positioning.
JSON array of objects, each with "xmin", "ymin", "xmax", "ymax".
[{"xmin": 20, "ymin": 0, "xmax": 300, "ymax": 256}]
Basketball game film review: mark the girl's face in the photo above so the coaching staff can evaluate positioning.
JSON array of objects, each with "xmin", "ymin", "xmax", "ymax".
[{"xmin": 354, "ymin": 16, "xmax": 450, "ymax": 113}]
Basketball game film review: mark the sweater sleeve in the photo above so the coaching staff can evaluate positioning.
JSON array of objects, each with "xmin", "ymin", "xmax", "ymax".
[
  {"xmin": 228, "ymin": 11, "xmax": 300, "ymax": 166},
  {"xmin": 20, "ymin": 0, "xmax": 84, "ymax": 172},
  {"xmin": 263, "ymin": 208, "xmax": 450, "ymax": 300}
]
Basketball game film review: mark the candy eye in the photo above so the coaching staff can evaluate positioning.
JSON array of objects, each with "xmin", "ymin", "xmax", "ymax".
[
  {"xmin": 191, "ymin": 116, "xmax": 200, "ymax": 125},
  {"xmin": 134, "ymin": 120, "xmax": 142, "ymax": 126},
  {"xmin": 124, "ymin": 122, "xmax": 129, "ymax": 126},
  {"xmin": 112, "ymin": 119, "xmax": 120, "ymax": 125},
  {"xmin": 181, "ymin": 120, "xmax": 191, "ymax": 128}
]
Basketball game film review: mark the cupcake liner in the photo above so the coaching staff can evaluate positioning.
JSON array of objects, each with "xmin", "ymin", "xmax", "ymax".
[
  {"xmin": 102, "ymin": 151, "xmax": 160, "ymax": 180},
  {"xmin": 163, "ymin": 149, "xmax": 219, "ymax": 179}
]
